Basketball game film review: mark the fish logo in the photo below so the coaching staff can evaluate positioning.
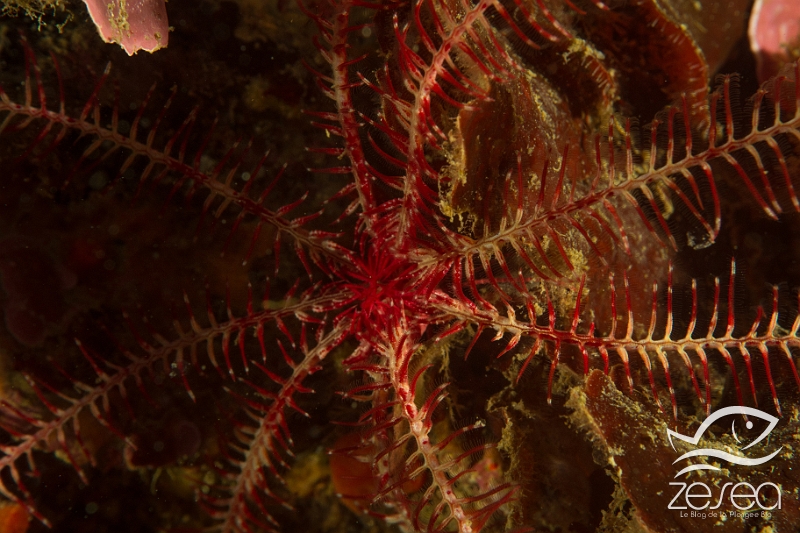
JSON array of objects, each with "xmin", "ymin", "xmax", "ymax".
[{"xmin": 667, "ymin": 406, "xmax": 783, "ymax": 478}]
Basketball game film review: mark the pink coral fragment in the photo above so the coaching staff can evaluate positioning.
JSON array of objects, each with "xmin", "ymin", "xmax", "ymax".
[{"xmin": 82, "ymin": 0, "xmax": 169, "ymax": 56}]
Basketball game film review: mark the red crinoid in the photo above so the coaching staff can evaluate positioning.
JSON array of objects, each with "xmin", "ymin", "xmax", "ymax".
[{"xmin": 1, "ymin": 0, "xmax": 800, "ymax": 531}]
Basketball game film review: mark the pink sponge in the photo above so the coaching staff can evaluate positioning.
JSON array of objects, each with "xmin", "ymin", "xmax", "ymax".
[
  {"xmin": 749, "ymin": 0, "xmax": 800, "ymax": 82},
  {"xmin": 82, "ymin": 0, "xmax": 169, "ymax": 55}
]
